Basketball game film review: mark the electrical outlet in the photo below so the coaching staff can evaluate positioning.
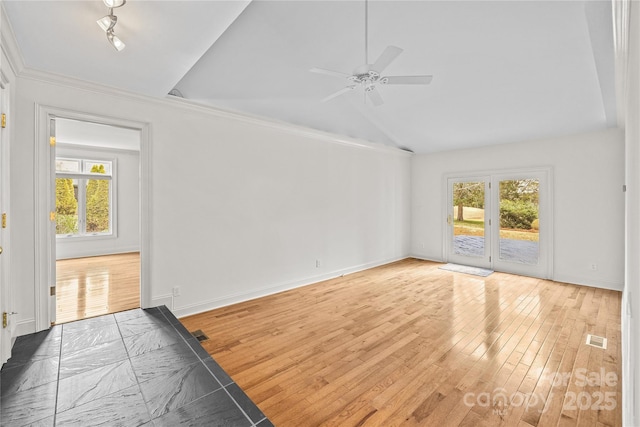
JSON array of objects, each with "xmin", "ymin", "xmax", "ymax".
[
  {"xmin": 590, "ymin": 264, "xmax": 598, "ymax": 271},
  {"xmin": 172, "ymin": 287, "xmax": 181, "ymax": 297},
  {"xmin": 316, "ymin": 259, "xmax": 322, "ymax": 268}
]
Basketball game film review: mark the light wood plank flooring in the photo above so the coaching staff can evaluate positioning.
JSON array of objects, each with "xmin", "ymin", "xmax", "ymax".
[
  {"xmin": 181, "ymin": 258, "xmax": 622, "ymax": 427},
  {"xmin": 55, "ymin": 252, "xmax": 140, "ymax": 324}
]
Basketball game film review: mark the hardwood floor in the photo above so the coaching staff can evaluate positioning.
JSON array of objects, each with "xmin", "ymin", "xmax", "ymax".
[
  {"xmin": 55, "ymin": 252, "xmax": 140, "ymax": 324},
  {"xmin": 180, "ymin": 258, "xmax": 622, "ymax": 427}
]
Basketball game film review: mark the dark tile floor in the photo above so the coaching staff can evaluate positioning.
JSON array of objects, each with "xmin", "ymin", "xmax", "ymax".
[{"xmin": 0, "ymin": 306, "xmax": 273, "ymax": 427}]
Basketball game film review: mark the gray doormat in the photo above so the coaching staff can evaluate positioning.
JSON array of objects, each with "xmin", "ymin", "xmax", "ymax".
[{"xmin": 439, "ymin": 263, "xmax": 494, "ymax": 277}]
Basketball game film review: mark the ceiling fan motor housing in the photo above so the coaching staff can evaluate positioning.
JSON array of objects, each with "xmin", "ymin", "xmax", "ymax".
[{"xmin": 351, "ymin": 64, "xmax": 382, "ymax": 86}]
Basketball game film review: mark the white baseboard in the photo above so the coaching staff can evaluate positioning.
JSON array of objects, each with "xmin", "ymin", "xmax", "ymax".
[
  {"xmin": 14, "ymin": 318, "xmax": 36, "ymax": 337},
  {"xmin": 171, "ymin": 256, "xmax": 408, "ymax": 319},
  {"xmin": 409, "ymin": 254, "xmax": 445, "ymax": 263},
  {"xmin": 410, "ymin": 255, "xmax": 623, "ymax": 292},
  {"xmin": 552, "ymin": 274, "xmax": 623, "ymax": 291},
  {"xmin": 150, "ymin": 294, "xmax": 173, "ymax": 311}
]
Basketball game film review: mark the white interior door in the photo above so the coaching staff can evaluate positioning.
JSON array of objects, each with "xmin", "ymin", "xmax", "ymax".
[
  {"xmin": 0, "ymin": 125, "xmax": 7, "ymax": 365},
  {"xmin": 447, "ymin": 176, "xmax": 492, "ymax": 269},
  {"xmin": 0, "ymin": 83, "xmax": 13, "ymax": 365}
]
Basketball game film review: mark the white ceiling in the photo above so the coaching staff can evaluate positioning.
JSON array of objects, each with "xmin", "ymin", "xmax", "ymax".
[
  {"xmin": 2, "ymin": 0, "xmax": 251, "ymax": 96},
  {"xmin": 2, "ymin": 0, "xmax": 617, "ymax": 154}
]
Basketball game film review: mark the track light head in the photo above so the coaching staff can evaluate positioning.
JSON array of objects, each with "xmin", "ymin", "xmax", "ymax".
[
  {"xmin": 103, "ymin": 0, "xmax": 126, "ymax": 8},
  {"xmin": 97, "ymin": 14, "xmax": 117, "ymax": 32},
  {"xmin": 107, "ymin": 31, "xmax": 126, "ymax": 51}
]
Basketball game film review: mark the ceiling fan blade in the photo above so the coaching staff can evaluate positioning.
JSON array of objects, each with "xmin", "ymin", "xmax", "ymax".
[
  {"xmin": 321, "ymin": 86, "xmax": 355, "ymax": 102},
  {"xmin": 372, "ymin": 46, "xmax": 403, "ymax": 73},
  {"xmin": 366, "ymin": 86, "xmax": 384, "ymax": 106},
  {"xmin": 310, "ymin": 67, "xmax": 351, "ymax": 79},
  {"xmin": 382, "ymin": 75, "xmax": 433, "ymax": 85}
]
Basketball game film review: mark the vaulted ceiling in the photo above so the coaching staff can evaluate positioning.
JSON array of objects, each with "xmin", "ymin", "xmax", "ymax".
[{"xmin": 2, "ymin": 1, "xmax": 617, "ymax": 154}]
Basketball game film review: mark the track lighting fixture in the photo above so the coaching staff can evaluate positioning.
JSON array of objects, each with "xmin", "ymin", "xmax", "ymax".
[{"xmin": 97, "ymin": 0, "xmax": 126, "ymax": 51}]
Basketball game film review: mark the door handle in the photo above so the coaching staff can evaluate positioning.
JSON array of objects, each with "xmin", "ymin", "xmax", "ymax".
[{"xmin": 0, "ymin": 246, "xmax": 3, "ymax": 255}]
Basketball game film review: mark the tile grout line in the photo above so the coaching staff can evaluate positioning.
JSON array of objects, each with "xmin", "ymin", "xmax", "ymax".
[
  {"xmin": 146, "ymin": 306, "xmax": 227, "ymax": 423},
  {"xmin": 159, "ymin": 306, "xmax": 260, "ymax": 426},
  {"xmin": 161, "ymin": 307, "xmax": 214, "ymax": 365},
  {"xmin": 52, "ymin": 324, "xmax": 64, "ymax": 426},
  {"xmin": 159, "ymin": 307, "xmax": 226, "ymax": 389},
  {"xmin": 113, "ymin": 311, "xmax": 155, "ymax": 426},
  {"xmin": 221, "ymin": 385, "xmax": 260, "ymax": 427}
]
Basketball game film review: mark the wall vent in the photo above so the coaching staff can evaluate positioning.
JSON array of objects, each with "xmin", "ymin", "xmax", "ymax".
[{"xmin": 586, "ymin": 334, "xmax": 607, "ymax": 349}]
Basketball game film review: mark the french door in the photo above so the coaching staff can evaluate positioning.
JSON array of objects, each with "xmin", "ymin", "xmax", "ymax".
[{"xmin": 446, "ymin": 169, "xmax": 551, "ymax": 278}]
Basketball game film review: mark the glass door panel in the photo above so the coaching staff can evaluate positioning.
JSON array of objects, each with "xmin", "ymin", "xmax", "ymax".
[
  {"xmin": 498, "ymin": 179, "xmax": 539, "ymax": 265},
  {"xmin": 447, "ymin": 177, "xmax": 491, "ymax": 268}
]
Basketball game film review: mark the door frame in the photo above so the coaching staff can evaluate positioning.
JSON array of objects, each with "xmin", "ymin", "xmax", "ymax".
[
  {"xmin": 443, "ymin": 167, "xmax": 553, "ymax": 279},
  {"xmin": 34, "ymin": 105, "xmax": 151, "ymax": 331}
]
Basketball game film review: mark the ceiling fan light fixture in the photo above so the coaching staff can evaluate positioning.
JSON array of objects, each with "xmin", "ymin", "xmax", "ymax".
[
  {"xmin": 310, "ymin": 0, "xmax": 432, "ymax": 106},
  {"xmin": 107, "ymin": 31, "xmax": 125, "ymax": 51},
  {"xmin": 103, "ymin": 0, "xmax": 126, "ymax": 8}
]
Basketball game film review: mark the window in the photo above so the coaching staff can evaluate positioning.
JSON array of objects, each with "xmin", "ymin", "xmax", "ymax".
[{"xmin": 55, "ymin": 157, "xmax": 114, "ymax": 238}]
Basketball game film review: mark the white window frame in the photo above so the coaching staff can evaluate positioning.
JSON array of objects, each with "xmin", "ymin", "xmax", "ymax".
[{"xmin": 55, "ymin": 157, "xmax": 118, "ymax": 240}]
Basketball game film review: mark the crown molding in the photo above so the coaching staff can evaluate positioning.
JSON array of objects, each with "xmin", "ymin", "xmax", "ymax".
[
  {"xmin": 163, "ymin": 96, "xmax": 413, "ymax": 157},
  {"xmin": 0, "ymin": 2, "xmax": 25, "ymax": 77},
  {"xmin": 612, "ymin": 0, "xmax": 630, "ymax": 130},
  {"xmin": 20, "ymin": 66, "xmax": 412, "ymax": 157}
]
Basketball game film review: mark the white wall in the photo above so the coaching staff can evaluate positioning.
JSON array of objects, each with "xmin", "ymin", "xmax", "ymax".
[
  {"xmin": 412, "ymin": 128, "xmax": 625, "ymax": 290},
  {"xmin": 9, "ymin": 73, "xmax": 411, "ymax": 332},
  {"xmin": 55, "ymin": 144, "xmax": 140, "ymax": 260}
]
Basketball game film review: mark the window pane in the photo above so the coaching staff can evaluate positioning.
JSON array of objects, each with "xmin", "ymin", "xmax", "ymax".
[
  {"xmin": 56, "ymin": 159, "xmax": 80, "ymax": 173},
  {"xmin": 84, "ymin": 161, "xmax": 111, "ymax": 175},
  {"xmin": 85, "ymin": 179, "xmax": 110, "ymax": 234},
  {"xmin": 56, "ymin": 178, "xmax": 78, "ymax": 235}
]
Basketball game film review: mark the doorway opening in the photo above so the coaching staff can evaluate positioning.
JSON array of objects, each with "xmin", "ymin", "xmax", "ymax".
[
  {"xmin": 56, "ymin": 253, "xmax": 140, "ymax": 323},
  {"xmin": 53, "ymin": 117, "xmax": 141, "ymax": 324}
]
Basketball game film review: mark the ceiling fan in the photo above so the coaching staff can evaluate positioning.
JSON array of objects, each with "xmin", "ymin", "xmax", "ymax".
[{"xmin": 310, "ymin": 0, "xmax": 432, "ymax": 106}]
